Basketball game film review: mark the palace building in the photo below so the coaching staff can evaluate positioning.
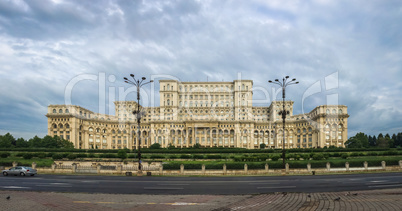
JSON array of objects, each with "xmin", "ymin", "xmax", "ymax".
[{"xmin": 46, "ymin": 80, "xmax": 349, "ymax": 149}]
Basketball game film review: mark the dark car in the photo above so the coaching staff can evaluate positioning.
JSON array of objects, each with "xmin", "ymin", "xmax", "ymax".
[{"xmin": 2, "ymin": 166, "xmax": 37, "ymax": 176}]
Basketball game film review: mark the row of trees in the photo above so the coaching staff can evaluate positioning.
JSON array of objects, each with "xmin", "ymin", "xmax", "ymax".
[
  {"xmin": 0, "ymin": 133, "xmax": 74, "ymax": 149},
  {"xmin": 345, "ymin": 132, "xmax": 402, "ymax": 148},
  {"xmin": 1, "ymin": 132, "xmax": 402, "ymax": 150}
]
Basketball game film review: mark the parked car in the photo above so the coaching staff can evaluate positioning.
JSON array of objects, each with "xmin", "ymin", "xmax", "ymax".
[{"xmin": 2, "ymin": 166, "xmax": 37, "ymax": 176}]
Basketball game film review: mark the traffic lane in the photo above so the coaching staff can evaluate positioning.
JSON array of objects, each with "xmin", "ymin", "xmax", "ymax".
[{"xmin": 1, "ymin": 172, "xmax": 402, "ymax": 194}]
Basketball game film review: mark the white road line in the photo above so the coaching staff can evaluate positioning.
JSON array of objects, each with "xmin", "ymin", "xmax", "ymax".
[
  {"xmin": 368, "ymin": 184, "xmax": 402, "ymax": 188},
  {"xmin": 369, "ymin": 180, "xmax": 389, "ymax": 183},
  {"xmin": 257, "ymin": 186, "xmax": 296, "ymax": 189},
  {"xmin": 2, "ymin": 186, "xmax": 30, "ymax": 189},
  {"xmin": 157, "ymin": 184, "xmax": 190, "ymax": 186},
  {"xmin": 365, "ymin": 182, "xmax": 398, "ymax": 185},
  {"xmin": 144, "ymin": 187, "xmax": 184, "ymax": 190},
  {"xmin": 249, "ymin": 183, "xmax": 280, "ymax": 185},
  {"xmin": 36, "ymin": 184, "xmax": 72, "ymax": 187}
]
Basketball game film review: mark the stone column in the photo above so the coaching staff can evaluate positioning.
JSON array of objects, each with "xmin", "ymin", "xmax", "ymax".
[
  {"xmin": 364, "ymin": 161, "xmax": 368, "ymax": 170},
  {"xmin": 223, "ymin": 164, "xmax": 227, "ymax": 175},
  {"xmin": 381, "ymin": 161, "xmax": 386, "ymax": 169},
  {"xmin": 117, "ymin": 164, "xmax": 122, "ymax": 174},
  {"xmin": 72, "ymin": 163, "xmax": 77, "ymax": 173},
  {"xmin": 32, "ymin": 162, "xmax": 37, "ymax": 169},
  {"xmin": 97, "ymin": 164, "xmax": 101, "ymax": 174},
  {"xmin": 159, "ymin": 165, "xmax": 163, "ymax": 175},
  {"xmin": 285, "ymin": 163, "xmax": 289, "ymax": 173},
  {"xmin": 326, "ymin": 162, "xmax": 331, "ymax": 171},
  {"xmin": 265, "ymin": 164, "xmax": 269, "ymax": 173},
  {"xmin": 244, "ymin": 164, "xmax": 248, "ymax": 174},
  {"xmin": 202, "ymin": 164, "xmax": 205, "ymax": 175},
  {"xmin": 307, "ymin": 163, "xmax": 311, "ymax": 172},
  {"xmin": 51, "ymin": 163, "xmax": 56, "ymax": 172},
  {"xmin": 345, "ymin": 162, "xmax": 349, "ymax": 171},
  {"xmin": 180, "ymin": 164, "xmax": 184, "ymax": 174}
]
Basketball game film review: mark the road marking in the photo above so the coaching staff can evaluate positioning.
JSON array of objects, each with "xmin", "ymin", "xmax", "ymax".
[
  {"xmin": 369, "ymin": 180, "xmax": 389, "ymax": 183},
  {"xmin": 144, "ymin": 187, "xmax": 184, "ymax": 190},
  {"xmin": 249, "ymin": 182, "xmax": 280, "ymax": 185},
  {"xmin": 368, "ymin": 184, "xmax": 402, "ymax": 188},
  {"xmin": 257, "ymin": 186, "xmax": 296, "ymax": 189},
  {"xmin": 171, "ymin": 202, "xmax": 199, "ymax": 206},
  {"xmin": 365, "ymin": 182, "xmax": 398, "ymax": 186},
  {"xmin": 73, "ymin": 201, "xmax": 203, "ymax": 205},
  {"xmin": 157, "ymin": 183, "xmax": 190, "ymax": 186},
  {"xmin": 36, "ymin": 184, "xmax": 72, "ymax": 187},
  {"xmin": 2, "ymin": 186, "xmax": 30, "ymax": 189}
]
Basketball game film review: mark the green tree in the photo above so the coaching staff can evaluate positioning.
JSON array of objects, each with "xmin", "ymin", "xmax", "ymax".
[
  {"xmin": 0, "ymin": 133, "xmax": 15, "ymax": 148},
  {"xmin": 29, "ymin": 135, "xmax": 43, "ymax": 148},
  {"xmin": 55, "ymin": 136, "xmax": 74, "ymax": 148},
  {"xmin": 391, "ymin": 134, "xmax": 397, "ymax": 148},
  {"xmin": 167, "ymin": 143, "xmax": 176, "ymax": 149},
  {"xmin": 372, "ymin": 135, "xmax": 377, "ymax": 146},
  {"xmin": 377, "ymin": 136, "xmax": 392, "ymax": 148},
  {"xmin": 117, "ymin": 149, "xmax": 128, "ymax": 160},
  {"xmin": 378, "ymin": 133, "xmax": 384, "ymax": 139},
  {"xmin": 15, "ymin": 138, "xmax": 29, "ymax": 148},
  {"xmin": 395, "ymin": 133, "xmax": 402, "ymax": 147},
  {"xmin": 150, "ymin": 143, "xmax": 161, "ymax": 149},
  {"xmin": 345, "ymin": 132, "xmax": 369, "ymax": 148},
  {"xmin": 193, "ymin": 143, "xmax": 201, "ymax": 149},
  {"xmin": 260, "ymin": 143, "xmax": 266, "ymax": 149}
]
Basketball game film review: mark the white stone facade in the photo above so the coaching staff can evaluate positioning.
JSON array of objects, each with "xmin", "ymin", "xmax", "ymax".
[{"xmin": 46, "ymin": 80, "xmax": 349, "ymax": 149}]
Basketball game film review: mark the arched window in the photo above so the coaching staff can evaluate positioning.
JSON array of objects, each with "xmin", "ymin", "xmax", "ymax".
[
  {"xmin": 167, "ymin": 99, "xmax": 170, "ymax": 106},
  {"xmin": 65, "ymin": 124, "xmax": 70, "ymax": 129},
  {"xmin": 53, "ymin": 124, "xmax": 57, "ymax": 129},
  {"xmin": 339, "ymin": 109, "xmax": 343, "ymax": 114},
  {"xmin": 65, "ymin": 109, "xmax": 69, "ymax": 113},
  {"xmin": 52, "ymin": 109, "xmax": 56, "ymax": 113},
  {"xmin": 332, "ymin": 109, "xmax": 336, "ymax": 114},
  {"xmin": 326, "ymin": 109, "xmax": 330, "ymax": 114},
  {"xmin": 59, "ymin": 109, "xmax": 63, "ymax": 113}
]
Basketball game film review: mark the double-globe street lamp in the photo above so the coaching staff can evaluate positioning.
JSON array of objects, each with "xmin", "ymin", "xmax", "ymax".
[
  {"xmin": 124, "ymin": 74, "xmax": 153, "ymax": 172},
  {"xmin": 268, "ymin": 76, "xmax": 299, "ymax": 170}
]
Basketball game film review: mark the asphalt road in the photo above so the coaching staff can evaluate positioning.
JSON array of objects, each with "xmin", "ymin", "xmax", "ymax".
[{"xmin": 1, "ymin": 172, "xmax": 402, "ymax": 195}]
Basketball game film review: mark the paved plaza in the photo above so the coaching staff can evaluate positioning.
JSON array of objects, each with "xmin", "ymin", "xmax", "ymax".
[{"xmin": 1, "ymin": 188, "xmax": 401, "ymax": 210}]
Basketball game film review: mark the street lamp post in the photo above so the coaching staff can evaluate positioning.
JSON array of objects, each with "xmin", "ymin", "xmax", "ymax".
[
  {"xmin": 124, "ymin": 74, "xmax": 153, "ymax": 173},
  {"xmin": 268, "ymin": 76, "xmax": 299, "ymax": 170}
]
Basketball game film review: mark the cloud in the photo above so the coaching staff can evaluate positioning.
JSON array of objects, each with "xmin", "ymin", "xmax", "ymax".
[{"xmin": 0, "ymin": 0, "xmax": 401, "ymax": 139}]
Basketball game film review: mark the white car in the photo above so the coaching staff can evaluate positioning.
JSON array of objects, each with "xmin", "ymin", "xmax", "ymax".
[{"xmin": 2, "ymin": 166, "xmax": 37, "ymax": 176}]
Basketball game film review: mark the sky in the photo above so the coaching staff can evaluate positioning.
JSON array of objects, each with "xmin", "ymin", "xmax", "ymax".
[{"xmin": 0, "ymin": 0, "xmax": 401, "ymax": 140}]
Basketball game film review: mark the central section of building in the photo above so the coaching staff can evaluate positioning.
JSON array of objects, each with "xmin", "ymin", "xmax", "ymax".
[{"xmin": 47, "ymin": 80, "xmax": 349, "ymax": 149}]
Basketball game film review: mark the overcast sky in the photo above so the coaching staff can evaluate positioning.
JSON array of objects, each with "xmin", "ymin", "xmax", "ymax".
[{"xmin": 0, "ymin": 0, "xmax": 401, "ymax": 140}]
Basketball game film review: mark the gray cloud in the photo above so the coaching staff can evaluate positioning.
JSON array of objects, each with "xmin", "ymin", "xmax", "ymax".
[{"xmin": 0, "ymin": 0, "xmax": 401, "ymax": 139}]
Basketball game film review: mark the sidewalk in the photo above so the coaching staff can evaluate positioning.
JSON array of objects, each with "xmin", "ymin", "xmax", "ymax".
[{"xmin": 1, "ymin": 188, "xmax": 401, "ymax": 210}]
